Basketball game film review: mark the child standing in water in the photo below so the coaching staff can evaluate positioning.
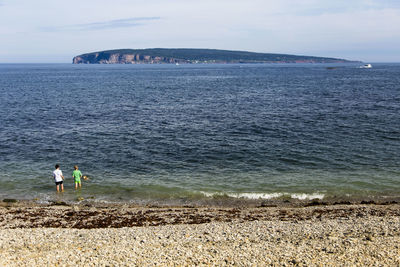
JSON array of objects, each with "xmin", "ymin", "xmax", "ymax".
[
  {"xmin": 53, "ymin": 164, "xmax": 64, "ymax": 192},
  {"xmin": 72, "ymin": 165, "xmax": 83, "ymax": 189}
]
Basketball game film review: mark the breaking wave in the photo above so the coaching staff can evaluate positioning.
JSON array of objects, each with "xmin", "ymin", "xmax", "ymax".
[{"xmin": 200, "ymin": 192, "xmax": 325, "ymax": 200}]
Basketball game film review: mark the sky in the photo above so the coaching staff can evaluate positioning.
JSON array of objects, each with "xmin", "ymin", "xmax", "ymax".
[{"xmin": 0, "ymin": 0, "xmax": 400, "ymax": 63}]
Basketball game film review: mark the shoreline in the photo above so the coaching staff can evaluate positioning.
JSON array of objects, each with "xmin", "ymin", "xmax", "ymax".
[
  {"xmin": 2, "ymin": 193, "xmax": 400, "ymax": 209},
  {"xmin": 1, "ymin": 202, "xmax": 399, "ymax": 265}
]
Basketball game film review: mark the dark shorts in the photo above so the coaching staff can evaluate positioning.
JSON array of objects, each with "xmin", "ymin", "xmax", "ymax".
[{"xmin": 55, "ymin": 181, "xmax": 63, "ymax": 186}]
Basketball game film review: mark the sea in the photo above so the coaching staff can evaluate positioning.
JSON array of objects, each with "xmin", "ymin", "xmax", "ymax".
[{"xmin": 0, "ymin": 63, "xmax": 399, "ymax": 205}]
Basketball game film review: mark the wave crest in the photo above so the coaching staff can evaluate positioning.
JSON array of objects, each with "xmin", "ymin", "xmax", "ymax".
[{"xmin": 200, "ymin": 191, "xmax": 325, "ymax": 200}]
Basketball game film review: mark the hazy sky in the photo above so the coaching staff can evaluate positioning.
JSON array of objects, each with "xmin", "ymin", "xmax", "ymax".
[{"xmin": 1, "ymin": 0, "xmax": 400, "ymax": 63}]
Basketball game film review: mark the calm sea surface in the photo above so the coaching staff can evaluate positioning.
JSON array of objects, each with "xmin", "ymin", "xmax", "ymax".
[{"xmin": 0, "ymin": 63, "xmax": 399, "ymax": 204}]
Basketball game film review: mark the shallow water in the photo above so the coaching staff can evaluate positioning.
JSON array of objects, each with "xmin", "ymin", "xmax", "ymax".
[{"xmin": 0, "ymin": 63, "xmax": 399, "ymax": 204}]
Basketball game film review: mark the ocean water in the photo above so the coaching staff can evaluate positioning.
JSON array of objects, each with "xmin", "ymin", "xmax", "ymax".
[{"xmin": 0, "ymin": 63, "xmax": 399, "ymax": 204}]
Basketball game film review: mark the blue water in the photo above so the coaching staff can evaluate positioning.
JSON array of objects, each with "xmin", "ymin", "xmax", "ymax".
[{"xmin": 0, "ymin": 63, "xmax": 399, "ymax": 204}]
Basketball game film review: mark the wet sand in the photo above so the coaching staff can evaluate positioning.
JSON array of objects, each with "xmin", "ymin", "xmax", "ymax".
[{"xmin": 0, "ymin": 201, "xmax": 399, "ymax": 266}]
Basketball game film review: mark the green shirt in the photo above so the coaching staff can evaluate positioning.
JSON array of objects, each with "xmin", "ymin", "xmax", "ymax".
[{"xmin": 72, "ymin": 170, "xmax": 82, "ymax": 181}]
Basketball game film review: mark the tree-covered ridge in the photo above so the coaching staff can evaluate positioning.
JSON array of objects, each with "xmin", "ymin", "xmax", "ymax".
[{"xmin": 73, "ymin": 48, "xmax": 353, "ymax": 64}]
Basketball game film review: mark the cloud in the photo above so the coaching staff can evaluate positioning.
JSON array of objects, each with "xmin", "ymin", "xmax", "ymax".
[
  {"xmin": 42, "ymin": 17, "xmax": 161, "ymax": 32},
  {"xmin": 279, "ymin": 0, "xmax": 400, "ymax": 17}
]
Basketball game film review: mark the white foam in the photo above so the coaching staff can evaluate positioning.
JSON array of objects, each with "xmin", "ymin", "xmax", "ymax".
[
  {"xmin": 227, "ymin": 192, "xmax": 284, "ymax": 199},
  {"xmin": 199, "ymin": 191, "xmax": 324, "ymax": 200},
  {"xmin": 290, "ymin": 193, "xmax": 325, "ymax": 200}
]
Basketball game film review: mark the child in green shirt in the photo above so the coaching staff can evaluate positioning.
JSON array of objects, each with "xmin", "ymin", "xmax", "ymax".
[{"xmin": 72, "ymin": 165, "xmax": 83, "ymax": 189}]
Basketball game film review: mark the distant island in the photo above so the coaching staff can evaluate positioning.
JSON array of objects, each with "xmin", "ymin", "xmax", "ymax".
[{"xmin": 73, "ymin": 48, "xmax": 356, "ymax": 64}]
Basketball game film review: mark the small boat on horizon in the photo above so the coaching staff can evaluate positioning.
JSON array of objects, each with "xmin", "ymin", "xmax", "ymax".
[{"xmin": 360, "ymin": 63, "xmax": 372, "ymax": 68}]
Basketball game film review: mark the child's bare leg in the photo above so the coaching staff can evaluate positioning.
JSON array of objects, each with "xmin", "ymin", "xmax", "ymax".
[
  {"xmin": 75, "ymin": 183, "xmax": 78, "ymax": 189},
  {"xmin": 79, "ymin": 182, "xmax": 82, "ymax": 188},
  {"xmin": 61, "ymin": 183, "xmax": 64, "ymax": 192},
  {"xmin": 56, "ymin": 185, "xmax": 60, "ymax": 192}
]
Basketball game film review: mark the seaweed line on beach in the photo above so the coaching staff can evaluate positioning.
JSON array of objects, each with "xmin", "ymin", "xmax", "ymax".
[{"xmin": 1, "ymin": 203, "xmax": 400, "ymax": 229}]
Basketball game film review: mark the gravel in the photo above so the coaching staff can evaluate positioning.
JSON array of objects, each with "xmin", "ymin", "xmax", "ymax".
[{"xmin": 0, "ymin": 204, "xmax": 399, "ymax": 266}]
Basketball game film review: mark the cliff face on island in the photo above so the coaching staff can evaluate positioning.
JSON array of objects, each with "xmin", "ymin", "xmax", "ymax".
[
  {"xmin": 73, "ymin": 48, "xmax": 355, "ymax": 64},
  {"xmin": 73, "ymin": 53, "xmax": 187, "ymax": 64}
]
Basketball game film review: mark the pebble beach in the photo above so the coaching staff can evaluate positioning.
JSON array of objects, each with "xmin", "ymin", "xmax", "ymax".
[{"xmin": 0, "ymin": 202, "xmax": 399, "ymax": 266}]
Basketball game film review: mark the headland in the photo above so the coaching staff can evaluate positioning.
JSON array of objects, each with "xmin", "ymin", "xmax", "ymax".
[{"xmin": 73, "ymin": 48, "xmax": 357, "ymax": 64}]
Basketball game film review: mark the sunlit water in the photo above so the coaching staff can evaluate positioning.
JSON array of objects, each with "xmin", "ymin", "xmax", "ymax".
[{"xmin": 0, "ymin": 63, "xmax": 399, "ymax": 204}]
